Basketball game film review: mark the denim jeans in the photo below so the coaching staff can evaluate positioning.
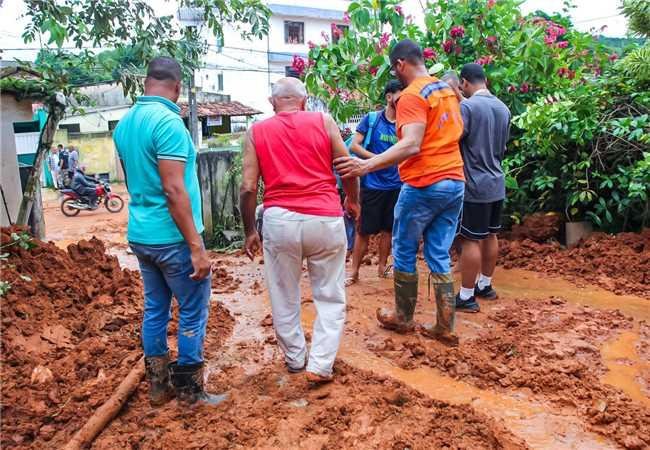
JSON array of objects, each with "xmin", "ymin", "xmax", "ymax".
[
  {"xmin": 130, "ymin": 241, "xmax": 211, "ymax": 365},
  {"xmin": 392, "ymin": 179, "xmax": 464, "ymax": 274}
]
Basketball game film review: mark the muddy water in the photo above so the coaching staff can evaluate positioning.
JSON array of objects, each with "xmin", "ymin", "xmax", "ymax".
[
  {"xmin": 601, "ymin": 328, "xmax": 650, "ymax": 407},
  {"xmin": 300, "ymin": 305, "xmax": 615, "ymax": 450},
  {"xmin": 493, "ymin": 268, "xmax": 650, "ymax": 321}
]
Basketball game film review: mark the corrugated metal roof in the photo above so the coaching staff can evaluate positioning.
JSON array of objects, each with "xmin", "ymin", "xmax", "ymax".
[
  {"xmin": 178, "ymin": 101, "xmax": 262, "ymax": 117},
  {"xmin": 268, "ymin": 4, "xmax": 344, "ymax": 21}
]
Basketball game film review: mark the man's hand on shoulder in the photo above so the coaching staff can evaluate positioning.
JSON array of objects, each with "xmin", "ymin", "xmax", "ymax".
[{"xmin": 334, "ymin": 156, "xmax": 371, "ymax": 179}]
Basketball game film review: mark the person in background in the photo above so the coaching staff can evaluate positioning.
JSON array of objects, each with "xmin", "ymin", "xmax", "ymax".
[
  {"xmin": 68, "ymin": 145, "xmax": 79, "ymax": 172},
  {"xmin": 455, "ymin": 63, "xmax": 511, "ymax": 313},
  {"xmin": 58, "ymin": 144, "xmax": 70, "ymax": 186},
  {"xmin": 48, "ymin": 146, "xmax": 60, "ymax": 189},
  {"xmin": 113, "ymin": 56, "xmax": 225, "ymax": 408},
  {"xmin": 335, "ymin": 40, "xmax": 465, "ymax": 347},
  {"xmin": 71, "ymin": 165, "xmax": 99, "ymax": 209},
  {"xmin": 240, "ymin": 77, "xmax": 360, "ymax": 384},
  {"xmin": 346, "ymin": 79, "xmax": 403, "ymax": 286},
  {"xmin": 441, "ymin": 71, "xmax": 464, "ymax": 103}
]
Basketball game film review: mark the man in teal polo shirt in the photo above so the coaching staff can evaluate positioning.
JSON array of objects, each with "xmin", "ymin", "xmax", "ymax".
[{"xmin": 113, "ymin": 57, "xmax": 225, "ymax": 407}]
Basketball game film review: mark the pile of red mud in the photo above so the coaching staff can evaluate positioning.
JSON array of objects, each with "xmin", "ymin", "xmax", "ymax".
[
  {"xmin": 372, "ymin": 299, "xmax": 649, "ymax": 449},
  {"xmin": 93, "ymin": 362, "xmax": 526, "ymax": 449},
  {"xmin": 0, "ymin": 228, "xmax": 233, "ymax": 448},
  {"xmin": 212, "ymin": 259, "xmax": 242, "ymax": 294},
  {"xmin": 500, "ymin": 229, "xmax": 650, "ymax": 298},
  {"xmin": 505, "ymin": 212, "xmax": 562, "ymax": 243}
]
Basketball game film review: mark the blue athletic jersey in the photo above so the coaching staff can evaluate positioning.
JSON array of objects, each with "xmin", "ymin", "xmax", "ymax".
[{"xmin": 356, "ymin": 110, "xmax": 402, "ymax": 191}]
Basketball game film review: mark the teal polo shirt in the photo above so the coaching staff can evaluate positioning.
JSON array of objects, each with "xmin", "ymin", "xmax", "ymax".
[{"xmin": 113, "ymin": 96, "xmax": 204, "ymax": 245}]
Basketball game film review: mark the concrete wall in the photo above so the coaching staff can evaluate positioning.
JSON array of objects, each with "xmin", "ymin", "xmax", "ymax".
[
  {"xmin": 59, "ymin": 106, "xmax": 130, "ymax": 134},
  {"xmin": 66, "ymin": 132, "xmax": 121, "ymax": 180},
  {"xmin": 0, "ymin": 93, "xmax": 34, "ymax": 226}
]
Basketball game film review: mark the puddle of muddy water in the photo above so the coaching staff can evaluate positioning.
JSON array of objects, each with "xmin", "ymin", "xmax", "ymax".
[{"xmin": 601, "ymin": 328, "xmax": 650, "ymax": 408}]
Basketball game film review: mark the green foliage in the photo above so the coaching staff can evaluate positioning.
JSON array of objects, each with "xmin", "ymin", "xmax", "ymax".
[
  {"xmin": 20, "ymin": 0, "xmax": 270, "ymax": 101},
  {"xmin": 0, "ymin": 232, "xmax": 37, "ymax": 252},
  {"xmin": 620, "ymin": 0, "xmax": 650, "ymax": 37},
  {"xmin": 303, "ymin": 0, "xmax": 648, "ymax": 232}
]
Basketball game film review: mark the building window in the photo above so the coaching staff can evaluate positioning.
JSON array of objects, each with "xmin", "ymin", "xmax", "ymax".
[
  {"xmin": 285, "ymin": 66, "xmax": 300, "ymax": 78},
  {"xmin": 217, "ymin": 73, "xmax": 224, "ymax": 92},
  {"xmin": 108, "ymin": 120, "xmax": 119, "ymax": 131},
  {"xmin": 332, "ymin": 24, "xmax": 348, "ymax": 43},
  {"xmin": 284, "ymin": 21, "xmax": 304, "ymax": 44},
  {"xmin": 59, "ymin": 123, "xmax": 80, "ymax": 133}
]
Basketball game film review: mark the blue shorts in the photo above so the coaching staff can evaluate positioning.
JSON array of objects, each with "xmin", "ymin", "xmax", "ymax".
[{"xmin": 392, "ymin": 179, "xmax": 464, "ymax": 274}]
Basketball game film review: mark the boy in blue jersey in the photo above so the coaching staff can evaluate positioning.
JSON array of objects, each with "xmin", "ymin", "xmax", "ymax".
[{"xmin": 346, "ymin": 80, "xmax": 403, "ymax": 285}]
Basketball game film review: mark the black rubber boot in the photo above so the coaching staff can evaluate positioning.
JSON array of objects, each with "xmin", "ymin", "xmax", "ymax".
[
  {"xmin": 144, "ymin": 354, "xmax": 174, "ymax": 406},
  {"xmin": 420, "ymin": 273, "xmax": 459, "ymax": 347},
  {"xmin": 170, "ymin": 361, "xmax": 229, "ymax": 406},
  {"xmin": 377, "ymin": 270, "xmax": 418, "ymax": 333}
]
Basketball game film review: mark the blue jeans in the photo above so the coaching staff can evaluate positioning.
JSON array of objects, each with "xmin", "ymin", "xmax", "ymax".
[
  {"xmin": 130, "ymin": 242, "xmax": 211, "ymax": 365},
  {"xmin": 392, "ymin": 179, "xmax": 464, "ymax": 274}
]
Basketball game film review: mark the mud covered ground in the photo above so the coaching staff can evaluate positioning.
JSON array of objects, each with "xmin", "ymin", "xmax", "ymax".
[
  {"xmin": 500, "ymin": 229, "xmax": 650, "ymax": 298},
  {"xmin": 2, "ymin": 193, "xmax": 648, "ymax": 449}
]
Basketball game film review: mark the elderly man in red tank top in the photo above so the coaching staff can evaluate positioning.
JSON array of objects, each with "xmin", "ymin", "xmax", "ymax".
[{"xmin": 239, "ymin": 77, "xmax": 361, "ymax": 384}]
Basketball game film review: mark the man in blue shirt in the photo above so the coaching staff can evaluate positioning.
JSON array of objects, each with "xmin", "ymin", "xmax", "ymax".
[
  {"xmin": 346, "ymin": 80, "xmax": 403, "ymax": 285},
  {"xmin": 113, "ymin": 57, "xmax": 225, "ymax": 408}
]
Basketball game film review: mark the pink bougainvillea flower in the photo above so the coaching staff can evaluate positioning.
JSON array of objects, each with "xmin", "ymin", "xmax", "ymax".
[
  {"xmin": 331, "ymin": 23, "xmax": 343, "ymax": 40},
  {"xmin": 369, "ymin": 66, "xmax": 379, "ymax": 76},
  {"xmin": 291, "ymin": 55, "xmax": 306, "ymax": 76},
  {"xmin": 450, "ymin": 25, "xmax": 465, "ymax": 38},
  {"xmin": 487, "ymin": 0, "xmax": 496, "ymax": 8},
  {"xmin": 608, "ymin": 53, "xmax": 619, "ymax": 62},
  {"xmin": 343, "ymin": 11, "xmax": 351, "ymax": 24},
  {"xmin": 423, "ymin": 47, "xmax": 437, "ymax": 60},
  {"xmin": 395, "ymin": 5, "xmax": 403, "ymax": 16},
  {"xmin": 544, "ymin": 35, "xmax": 556, "ymax": 46},
  {"xmin": 507, "ymin": 85, "xmax": 517, "ymax": 93},
  {"xmin": 486, "ymin": 35, "xmax": 497, "ymax": 45},
  {"xmin": 519, "ymin": 82, "xmax": 530, "ymax": 93},
  {"xmin": 307, "ymin": 58, "xmax": 315, "ymax": 68},
  {"xmin": 556, "ymin": 40, "xmax": 568, "ymax": 49},
  {"xmin": 307, "ymin": 40, "xmax": 316, "ymax": 50},
  {"xmin": 454, "ymin": 45, "xmax": 462, "ymax": 55},
  {"xmin": 442, "ymin": 39, "xmax": 454, "ymax": 53},
  {"xmin": 375, "ymin": 32, "xmax": 390, "ymax": 52},
  {"xmin": 476, "ymin": 55, "xmax": 494, "ymax": 66}
]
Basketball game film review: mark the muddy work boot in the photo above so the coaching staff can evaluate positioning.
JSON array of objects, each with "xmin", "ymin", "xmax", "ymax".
[
  {"xmin": 420, "ymin": 273, "xmax": 459, "ymax": 347},
  {"xmin": 377, "ymin": 270, "xmax": 418, "ymax": 333},
  {"xmin": 170, "ymin": 362, "xmax": 229, "ymax": 407},
  {"xmin": 144, "ymin": 354, "xmax": 174, "ymax": 407}
]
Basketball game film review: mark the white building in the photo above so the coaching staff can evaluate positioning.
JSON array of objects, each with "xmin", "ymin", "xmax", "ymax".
[{"xmin": 198, "ymin": 0, "xmax": 350, "ymax": 117}]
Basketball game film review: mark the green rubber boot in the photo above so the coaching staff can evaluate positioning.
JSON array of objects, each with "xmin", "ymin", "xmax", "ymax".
[
  {"xmin": 421, "ymin": 273, "xmax": 459, "ymax": 347},
  {"xmin": 376, "ymin": 270, "xmax": 418, "ymax": 333}
]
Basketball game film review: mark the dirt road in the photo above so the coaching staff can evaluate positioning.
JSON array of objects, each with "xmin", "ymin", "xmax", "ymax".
[{"xmin": 5, "ymin": 189, "xmax": 647, "ymax": 449}]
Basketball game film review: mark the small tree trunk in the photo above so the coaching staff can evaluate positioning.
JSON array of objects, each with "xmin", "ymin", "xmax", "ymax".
[{"xmin": 16, "ymin": 102, "xmax": 65, "ymax": 227}]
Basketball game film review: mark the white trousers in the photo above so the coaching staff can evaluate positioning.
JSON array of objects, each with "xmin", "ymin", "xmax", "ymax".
[{"xmin": 262, "ymin": 206, "xmax": 347, "ymax": 377}]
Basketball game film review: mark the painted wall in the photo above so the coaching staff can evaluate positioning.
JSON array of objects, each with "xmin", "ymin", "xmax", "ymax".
[
  {"xmin": 0, "ymin": 93, "xmax": 34, "ymax": 226},
  {"xmin": 66, "ymin": 132, "xmax": 121, "ymax": 180},
  {"xmin": 58, "ymin": 106, "xmax": 130, "ymax": 134}
]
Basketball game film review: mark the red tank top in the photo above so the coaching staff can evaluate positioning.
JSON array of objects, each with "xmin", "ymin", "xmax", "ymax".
[{"xmin": 253, "ymin": 111, "xmax": 342, "ymax": 217}]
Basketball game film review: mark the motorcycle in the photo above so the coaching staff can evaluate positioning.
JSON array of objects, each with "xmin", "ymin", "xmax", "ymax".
[{"xmin": 60, "ymin": 182, "xmax": 125, "ymax": 216}]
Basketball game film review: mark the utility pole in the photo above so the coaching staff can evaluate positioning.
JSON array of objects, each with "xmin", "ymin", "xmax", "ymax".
[{"xmin": 178, "ymin": 6, "xmax": 205, "ymax": 148}]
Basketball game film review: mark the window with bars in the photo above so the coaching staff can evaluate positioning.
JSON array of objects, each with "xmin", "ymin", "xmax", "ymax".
[{"xmin": 284, "ymin": 21, "xmax": 304, "ymax": 44}]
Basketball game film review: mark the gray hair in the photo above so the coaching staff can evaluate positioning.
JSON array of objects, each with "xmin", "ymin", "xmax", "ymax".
[
  {"xmin": 441, "ymin": 70, "xmax": 460, "ymax": 84},
  {"xmin": 271, "ymin": 77, "xmax": 307, "ymax": 98}
]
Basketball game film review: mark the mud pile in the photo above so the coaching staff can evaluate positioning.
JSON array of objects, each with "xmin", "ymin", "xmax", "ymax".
[
  {"xmin": 94, "ymin": 362, "xmax": 526, "ymax": 449},
  {"xmin": 507, "ymin": 212, "xmax": 562, "ymax": 242},
  {"xmin": 0, "ymin": 228, "xmax": 234, "ymax": 448},
  {"xmin": 500, "ymin": 229, "xmax": 650, "ymax": 297},
  {"xmin": 211, "ymin": 259, "xmax": 242, "ymax": 294},
  {"xmin": 371, "ymin": 299, "xmax": 649, "ymax": 449}
]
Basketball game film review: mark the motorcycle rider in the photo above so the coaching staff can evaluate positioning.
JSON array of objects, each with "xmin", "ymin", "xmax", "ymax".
[{"xmin": 71, "ymin": 165, "xmax": 99, "ymax": 210}]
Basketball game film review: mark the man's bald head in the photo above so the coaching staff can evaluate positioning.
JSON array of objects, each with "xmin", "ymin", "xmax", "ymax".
[
  {"xmin": 144, "ymin": 56, "xmax": 182, "ymax": 103},
  {"xmin": 269, "ymin": 77, "xmax": 308, "ymax": 113}
]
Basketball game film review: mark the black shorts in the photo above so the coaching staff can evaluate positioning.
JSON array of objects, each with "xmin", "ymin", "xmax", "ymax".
[
  {"xmin": 360, "ymin": 188, "xmax": 400, "ymax": 236},
  {"xmin": 459, "ymin": 200, "xmax": 504, "ymax": 240}
]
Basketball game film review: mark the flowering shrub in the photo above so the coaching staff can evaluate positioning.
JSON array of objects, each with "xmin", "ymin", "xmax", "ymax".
[{"xmin": 301, "ymin": 0, "xmax": 648, "ymax": 231}]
